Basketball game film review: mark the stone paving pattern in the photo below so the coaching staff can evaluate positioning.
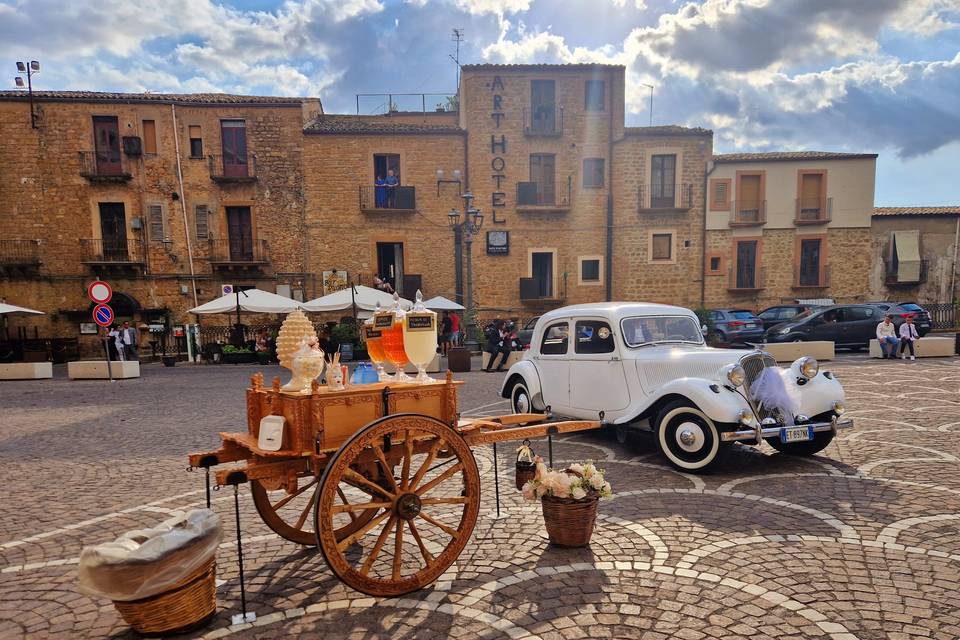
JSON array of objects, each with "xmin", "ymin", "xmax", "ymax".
[{"xmin": 1, "ymin": 357, "xmax": 960, "ymax": 639}]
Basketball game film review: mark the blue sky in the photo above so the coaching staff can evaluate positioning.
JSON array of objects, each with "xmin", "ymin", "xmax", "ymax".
[{"xmin": 2, "ymin": 0, "xmax": 958, "ymax": 205}]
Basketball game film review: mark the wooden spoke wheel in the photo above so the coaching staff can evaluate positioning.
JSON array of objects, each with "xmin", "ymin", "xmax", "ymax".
[
  {"xmin": 314, "ymin": 414, "xmax": 481, "ymax": 597},
  {"xmin": 252, "ymin": 473, "xmax": 382, "ymax": 546}
]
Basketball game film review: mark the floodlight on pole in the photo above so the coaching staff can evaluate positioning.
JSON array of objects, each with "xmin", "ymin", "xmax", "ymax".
[{"xmin": 14, "ymin": 59, "xmax": 41, "ymax": 129}]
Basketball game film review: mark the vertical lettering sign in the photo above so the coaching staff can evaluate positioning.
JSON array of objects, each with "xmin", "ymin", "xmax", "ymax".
[{"xmin": 490, "ymin": 76, "xmax": 507, "ymax": 224}]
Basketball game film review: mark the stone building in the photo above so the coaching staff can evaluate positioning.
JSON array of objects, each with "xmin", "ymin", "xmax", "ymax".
[
  {"xmin": 0, "ymin": 91, "xmax": 320, "ymax": 351},
  {"xmin": 870, "ymin": 206, "xmax": 960, "ymax": 304},
  {"xmin": 705, "ymin": 151, "xmax": 877, "ymax": 310}
]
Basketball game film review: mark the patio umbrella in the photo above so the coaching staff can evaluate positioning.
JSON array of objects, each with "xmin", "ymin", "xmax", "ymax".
[
  {"xmin": 0, "ymin": 302, "xmax": 44, "ymax": 316},
  {"xmin": 189, "ymin": 289, "xmax": 301, "ymax": 315},
  {"xmin": 302, "ymin": 285, "xmax": 412, "ymax": 313},
  {"xmin": 422, "ymin": 295, "xmax": 465, "ymax": 311}
]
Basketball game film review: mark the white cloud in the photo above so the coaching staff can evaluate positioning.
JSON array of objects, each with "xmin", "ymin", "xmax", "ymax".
[{"xmin": 450, "ymin": 0, "xmax": 531, "ymax": 15}]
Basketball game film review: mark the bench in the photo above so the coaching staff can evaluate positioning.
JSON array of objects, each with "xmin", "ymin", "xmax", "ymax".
[
  {"xmin": 68, "ymin": 360, "xmax": 141, "ymax": 379},
  {"xmin": 869, "ymin": 336, "xmax": 955, "ymax": 358},
  {"xmin": 482, "ymin": 350, "xmax": 524, "ymax": 370},
  {"xmin": 761, "ymin": 341, "xmax": 835, "ymax": 362},
  {"xmin": 0, "ymin": 362, "xmax": 53, "ymax": 380}
]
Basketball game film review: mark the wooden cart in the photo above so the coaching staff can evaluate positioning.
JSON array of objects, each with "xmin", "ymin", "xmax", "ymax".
[{"xmin": 188, "ymin": 371, "xmax": 600, "ymax": 597}]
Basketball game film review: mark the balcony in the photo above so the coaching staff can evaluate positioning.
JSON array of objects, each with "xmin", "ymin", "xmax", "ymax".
[
  {"xmin": 638, "ymin": 183, "xmax": 693, "ymax": 213},
  {"xmin": 0, "ymin": 240, "xmax": 40, "ymax": 276},
  {"xmin": 523, "ymin": 105, "xmax": 564, "ymax": 137},
  {"xmin": 516, "ymin": 177, "xmax": 572, "ymax": 213},
  {"xmin": 729, "ymin": 200, "xmax": 767, "ymax": 227},
  {"xmin": 80, "ymin": 238, "xmax": 145, "ymax": 272},
  {"xmin": 359, "ymin": 185, "xmax": 418, "ymax": 213},
  {"xmin": 520, "ymin": 276, "xmax": 566, "ymax": 303},
  {"xmin": 793, "ymin": 264, "xmax": 831, "ymax": 289},
  {"xmin": 885, "ymin": 259, "xmax": 927, "ymax": 286},
  {"xmin": 727, "ymin": 266, "xmax": 766, "ymax": 292},
  {"xmin": 208, "ymin": 154, "xmax": 257, "ymax": 183},
  {"xmin": 794, "ymin": 197, "xmax": 833, "ymax": 225},
  {"xmin": 208, "ymin": 239, "xmax": 269, "ymax": 271},
  {"xmin": 78, "ymin": 151, "xmax": 132, "ymax": 182}
]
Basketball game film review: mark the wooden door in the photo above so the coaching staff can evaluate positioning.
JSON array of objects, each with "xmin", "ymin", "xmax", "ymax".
[
  {"xmin": 221, "ymin": 120, "xmax": 248, "ymax": 177},
  {"xmin": 99, "ymin": 202, "xmax": 127, "ymax": 260},
  {"xmin": 735, "ymin": 240, "xmax": 757, "ymax": 289},
  {"xmin": 650, "ymin": 154, "xmax": 676, "ymax": 207},
  {"xmin": 226, "ymin": 206, "xmax": 253, "ymax": 261},
  {"xmin": 532, "ymin": 252, "xmax": 553, "ymax": 297},
  {"xmin": 798, "ymin": 238, "xmax": 821, "ymax": 286},
  {"xmin": 531, "ymin": 80, "xmax": 556, "ymax": 133},
  {"xmin": 93, "ymin": 116, "xmax": 121, "ymax": 175},
  {"xmin": 530, "ymin": 154, "xmax": 556, "ymax": 205}
]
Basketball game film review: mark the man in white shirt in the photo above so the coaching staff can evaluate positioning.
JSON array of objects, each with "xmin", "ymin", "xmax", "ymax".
[
  {"xmin": 876, "ymin": 314, "xmax": 898, "ymax": 359},
  {"xmin": 898, "ymin": 315, "xmax": 918, "ymax": 360}
]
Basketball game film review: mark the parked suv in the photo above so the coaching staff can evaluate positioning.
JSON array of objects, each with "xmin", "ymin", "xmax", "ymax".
[
  {"xmin": 708, "ymin": 309, "xmax": 765, "ymax": 345},
  {"xmin": 764, "ymin": 304, "xmax": 890, "ymax": 349},
  {"xmin": 866, "ymin": 301, "xmax": 932, "ymax": 336},
  {"xmin": 757, "ymin": 304, "xmax": 823, "ymax": 331}
]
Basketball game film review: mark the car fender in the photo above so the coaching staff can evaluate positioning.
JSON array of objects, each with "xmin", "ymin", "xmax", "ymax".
[
  {"xmin": 613, "ymin": 377, "xmax": 753, "ymax": 426},
  {"xmin": 500, "ymin": 360, "xmax": 545, "ymax": 410},
  {"xmin": 791, "ymin": 370, "xmax": 845, "ymax": 417}
]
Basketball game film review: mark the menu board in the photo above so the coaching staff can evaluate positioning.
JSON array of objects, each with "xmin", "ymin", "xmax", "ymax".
[
  {"xmin": 374, "ymin": 313, "xmax": 395, "ymax": 328},
  {"xmin": 405, "ymin": 313, "xmax": 435, "ymax": 331}
]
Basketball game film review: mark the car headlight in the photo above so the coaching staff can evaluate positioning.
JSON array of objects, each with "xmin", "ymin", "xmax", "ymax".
[
  {"xmin": 737, "ymin": 408, "xmax": 755, "ymax": 426},
  {"xmin": 832, "ymin": 400, "xmax": 846, "ymax": 416},
  {"xmin": 792, "ymin": 356, "xmax": 819, "ymax": 379},
  {"xmin": 720, "ymin": 363, "xmax": 746, "ymax": 387}
]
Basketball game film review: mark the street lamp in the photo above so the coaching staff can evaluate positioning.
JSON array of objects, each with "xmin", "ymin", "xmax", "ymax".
[
  {"xmin": 448, "ymin": 192, "xmax": 483, "ymax": 346},
  {"xmin": 14, "ymin": 60, "xmax": 40, "ymax": 128}
]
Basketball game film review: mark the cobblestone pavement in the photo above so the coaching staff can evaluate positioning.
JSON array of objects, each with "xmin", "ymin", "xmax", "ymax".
[{"xmin": 2, "ymin": 357, "xmax": 960, "ymax": 639}]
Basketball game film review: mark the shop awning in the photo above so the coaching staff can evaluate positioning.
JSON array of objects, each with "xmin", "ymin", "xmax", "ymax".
[
  {"xmin": 892, "ymin": 230, "xmax": 921, "ymax": 282},
  {"xmin": 189, "ymin": 289, "xmax": 301, "ymax": 315},
  {"xmin": 0, "ymin": 303, "xmax": 44, "ymax": 316},
  {"xmin": 302, "ymin": 285, "xmax": 412, "ymax": 313},
  {"xmin": 422, "ymin": 296, "xmax": 465, "ymax": 311}
]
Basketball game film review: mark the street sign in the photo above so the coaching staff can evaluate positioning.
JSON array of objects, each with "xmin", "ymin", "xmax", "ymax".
[
  {"xmin": 93, "ymin": 303, "xmax": 114, "ymax": 327},
  {"xmin": 87, "ymin": 280, "xmax": 113, "ymax": 304}
]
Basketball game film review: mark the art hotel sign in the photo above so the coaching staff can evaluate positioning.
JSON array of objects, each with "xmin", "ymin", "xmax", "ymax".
[{"xmin": 489, "ymin": 75, "xmax": 507, "ymax": 224}]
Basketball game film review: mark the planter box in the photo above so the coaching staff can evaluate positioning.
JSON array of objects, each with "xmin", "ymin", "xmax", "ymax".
[
  {"xmin": 0, "ymin": 362, "xmax": 53, "ymax": 380},
  {"xmin": 221, "ymin": 352, "xmax": 258, "ymax": 365},
  {"xmin": 762, "ymin": 341, "xmax": 834, "ymax": 362},
  {"xmin": 482, "ymin": 350, "xmax": 524, "ymax": 370},
  {"xmin": 870, "ymin": 336, "xmax": 955, "ymax": 358},
  {"xmin": 68, "ymin": 360, "xmax": 140, "ymax": 379}
]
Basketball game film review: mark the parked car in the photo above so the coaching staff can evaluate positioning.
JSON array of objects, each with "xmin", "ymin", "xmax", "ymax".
[
  {"xmin": 516, "ymin": 316, "xmax": 540, "ymax": 350},
  {"xmin": 708, "ymin": 309, "xmax": 766, "ymax": 345},
  {"xmin": 500, "ymin": 302, "xmax": 852, "ymax": 472},
  {"xmin": 866, "ymin": 301, "xmax": 932, "ymax": 336},
  {"xmin": 764, "ymin": 304, "xmax": 890, "ymax": 349},
  {"xmin": 757, "ymin": 304, "xmax": 823, "ymax": 331}
]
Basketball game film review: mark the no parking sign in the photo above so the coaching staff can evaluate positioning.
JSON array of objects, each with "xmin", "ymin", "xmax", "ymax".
[{"xmin": 93, "ymin": 303, "xmax": 114, "ymax": 327}]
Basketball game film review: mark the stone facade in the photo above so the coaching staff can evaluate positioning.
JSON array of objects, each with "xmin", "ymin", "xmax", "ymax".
[{"xmin": 870, "ymin": 209, "xmax": 960, "ymax": 303}]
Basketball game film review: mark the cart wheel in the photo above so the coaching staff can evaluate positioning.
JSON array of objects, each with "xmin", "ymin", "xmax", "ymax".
[
  {"xmin": 315, "ymin": 414, "xmax": 481, "ymax": 597},
  {"xmin": 252, "ymin": 475, "xmax": 381, "ymax": 546}
]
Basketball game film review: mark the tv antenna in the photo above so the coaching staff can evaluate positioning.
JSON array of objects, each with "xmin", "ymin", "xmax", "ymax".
[{"xmin": 451, "ymin": 28, "xmax": 464, "ymax": 92}]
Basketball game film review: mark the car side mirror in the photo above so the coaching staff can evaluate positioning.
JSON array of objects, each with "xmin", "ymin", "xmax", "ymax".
[{"xmin": 701, "ymin": 324, "xmax": 709, "ymax": 335}]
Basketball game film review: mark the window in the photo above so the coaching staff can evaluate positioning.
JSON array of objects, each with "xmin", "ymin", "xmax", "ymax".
[
  {"xmin": 373, "ymin": 153, "xmax": 401, "ymax": 183},
  {"xmin": 797, "ymin": 238, "xmax": 822, "ymax": 286},
  {"xmin": 530, "ymin": 79, "xmax": 557, "ymax": 134},
  {"xmin": 847, "ymin": 307, "xmax": 875, "ymax": 321},
  {"xmin": 707, "ymin": 255, "xmax": 722, "ymax": 274},
  {"xmin": 890, "ymin": 230, "xmax": 922, "ymax": 283},
  {"xmin": 621, "ymin": 316, "xmax": 703, "ymax": 347},
  {"xmin": 710, "ymin": 178, "xmax": 731, "ymax": 211},
  {"xmin": 583, "ymin": 158, "xmax": 604, "ymax": 188},
  {"xmin": 540, "ymin": 322, "xmax": 569, "ymax": 355},
  {"xmin": 735, "ymin": 172, "xmax": 765, "ymax": 222},
  {"xmin": 797, "ymin": 171, "xmax": 826, "ymax": 221},
  {"xmin": 146, "ymin": 203, "xmax": 166, "ymax": 242},
  {"xmin": 528, "ymin": 154, "xmax": 556, "ymax": 204},
  {"xmin": 580, "ymin": 258, "xmax": 601, "ymax": 283},
  {"xmin": 142, "ymin": 120, "xmax": 157, "ymax": 154},
  {"xmin": 195, "ymin": 204, "xmax": 209, "ymax": 241},
  {"xmin": 220, "ymin": 120, "xmax": 248, "ymax": 176},
  {"xmin": 734, "ymin": 239, "xmax": 759, "ymax": 289},
  {"xmin": 575, "ymin": 321, "xmax": 615, "ymax": 354},
  {"xmin": 189, "ymin": 125, "xmax": 203, "ymax": 157},
  {"xmin": 585, "ymin": 80, "xmax": 604, "ymax": 111},
  {"xmin": 651, "ymin": 233, "xmax": 673, "ymax": 261}
]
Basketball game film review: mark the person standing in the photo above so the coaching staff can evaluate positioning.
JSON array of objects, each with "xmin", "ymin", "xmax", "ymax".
[
  {"xmin": 108, "ymin": 325, "xmax": 125, "ymax": 361},
  {"xmin": 876, "ymin": 314, "xmax": 898, "ymax": 359},
  {"xmin": 440, "ymin": 311, "xmax": 453, "ymax": 356},
  {"xmin": 899, "ymin": 315, "xmax": 919, "ymax": 360},
  {"xmin": 121, "ymin": 321, "xmax": 140, "ymax": 361},
  {"xmin": 385, "ymin": 169, "xmax": 399, "ymax": 208},
  {"xmin": 374, "ymin": 175, "xmax": 387, "ymax": 208},
  {"xmin": 449, "ymin": 310, "xmax": 461, "ymax": 347}
]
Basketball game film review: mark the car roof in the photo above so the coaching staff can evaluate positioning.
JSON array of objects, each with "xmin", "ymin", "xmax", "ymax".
[{"xmin": 538, "ymin": 302, "xmax": 697, "ymax": 324}]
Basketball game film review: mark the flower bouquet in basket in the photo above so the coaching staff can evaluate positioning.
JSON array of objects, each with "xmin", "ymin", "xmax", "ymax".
[{"xmin": 521, "ymin": 459, "xmax": 613, "ymax": 547}]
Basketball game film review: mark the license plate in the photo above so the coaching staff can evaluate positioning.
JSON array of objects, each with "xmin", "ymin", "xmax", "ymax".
[
  {"xmin": 780, "ymin": 425, "xmax": 814, "ymax": 444},
  {"xmin": 745, "ymin": 323, "xmax": 757, "ymax": 329}
]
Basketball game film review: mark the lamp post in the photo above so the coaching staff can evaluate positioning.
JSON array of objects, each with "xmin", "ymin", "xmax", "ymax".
[
  {"xmin": 448, "ymin": 193, "xmax": 483, "ymax": 347},
  {"xmin": 14, "ymin": 60, "xmax": 40, "ymax": 129}
]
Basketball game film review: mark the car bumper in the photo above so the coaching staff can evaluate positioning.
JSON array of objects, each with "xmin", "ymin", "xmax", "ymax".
[
  {"xmin": 720, "ymin": 416, "xmax": 853, "ymax": 443},
  {"xmin": 728, "ymin": 331, "xmax": 766, "ymax": 343}
]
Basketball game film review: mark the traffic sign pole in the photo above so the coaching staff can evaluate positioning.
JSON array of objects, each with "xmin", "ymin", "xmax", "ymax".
[{"xmin": 92, "ymin": 302, "xmax": 116, "ymax": 383}]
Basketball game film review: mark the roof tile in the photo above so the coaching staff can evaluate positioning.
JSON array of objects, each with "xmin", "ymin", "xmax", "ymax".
[
  {"xmin": 713, "ymin": 150, "xmax": 877, "ymax": 162},
  {"xmin": 873, "ymin": 206, "xmax": 960, "ymax": 217},
  {"xmin": 0, "ymin": 90, "xmax": 307, "ymax": 105},
  {"xmin": 624, "ymin": 125, "xmax": 712, "ymax": 137}
]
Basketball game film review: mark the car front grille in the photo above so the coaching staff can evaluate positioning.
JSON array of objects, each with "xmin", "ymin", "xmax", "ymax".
[{"xmin": 740, "ymin": 351, "xmax": 778, "ymax": 421}]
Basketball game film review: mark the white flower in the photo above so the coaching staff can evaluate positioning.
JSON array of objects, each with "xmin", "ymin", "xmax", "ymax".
[
  {"xmin": 571, "ymin": 486, "xmax": 587, "ymax": 500},
  {"xmin": 521, "ymin": 481, "xmax": 536, "ymax": 502},
  {"xmin": 589, "ymin": 473, "xmax": 606, "ymax": 490},
  {"xmin": 568, "ymin": 463, "xmax": 585, "ymax": 473},
  {"xmin": 583, "ymin": 463, "xmax": 597, "ymax": 478}
]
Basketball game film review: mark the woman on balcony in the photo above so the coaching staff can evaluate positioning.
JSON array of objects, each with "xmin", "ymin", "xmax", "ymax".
[{"xmin": 374, "ymin": 175, "xmax": 387, "ymax": 208}]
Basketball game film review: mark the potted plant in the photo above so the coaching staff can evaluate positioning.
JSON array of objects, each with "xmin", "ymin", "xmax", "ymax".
[
  {"xmin": 521, "ymin": 459, "xmax": 612, "ymax": 547},
  {"xmin": 221, "ymin": 344, "xmax": 256, "ymax": 364}
]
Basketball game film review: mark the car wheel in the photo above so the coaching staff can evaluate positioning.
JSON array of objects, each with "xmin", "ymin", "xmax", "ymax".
[
  {"xmin": 791, "ymin": 335, "xmax": 805, "ymax": 343},
  {"xmin": 765, "ymin": 430, "xmax": 834, "ymax": 456},
  {"xmin": 655, "ymin": 400, "xmax": 727, "ymax": 472},
  {"xmin": 509, "ymin": 378, "xmax": 540, "ymax": 415}
]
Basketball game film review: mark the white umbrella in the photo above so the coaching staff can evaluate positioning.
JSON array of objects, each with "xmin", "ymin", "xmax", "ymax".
[
  {"xmin": 0, "ymin": 303, "xmax": 44, "ymax": 316},
  {"xmin": 302, "ymin": 285, "xmax": 412, "ymax": 313},
  {"xmin": 189, "ymin": 289, "xmax": 301, "ymax": 315},
  {"xmin": 422, "ymin": 295, "xmax": 465, "ymax": 311}
]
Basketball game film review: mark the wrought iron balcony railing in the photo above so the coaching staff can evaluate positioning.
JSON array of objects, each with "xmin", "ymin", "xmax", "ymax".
[
  {"xmin": 523, "ymin": 105, "xmax": 564, "ymax": 137},
  {"xmin": 78, "ymin": 151, "xmax": 132, "ymax": 181},
  {"xmin": 208, "ymin": 154, "xmax": 257, "ymax": 183},
  {"xmin": 359, "ymin": 185, "xmax": 418, "ymax": 212},
  {"xmin": 207, "ymin": 238, "xmax": 269, "ymax": 264},
  {"xmin": 79, "ymin": 238, "xmax": 145, "ymax": 264},
  {"xmin": 638, "ymin": 183, "xmax": 693, "ymax": 212},
  {"xmin": 794, "ymin": 197, "xmax": 833, "ymax": 224},
  {"xmin": 0, "ymin": 239, "xmax": 40, "ymax": 265},
  {"xmin": 516, "ymin": 176, "xmax": 572, "ymax": 211},
  {"xmin": 730, "ymin": 200, "xmax": 767, "ymax": 227},
  {"xmin": 519, "ymin": 276, "xmax": 566, "ymax": 303},
  {"xmin": 727, "ymin": 266, "xmax": 766, "ymax": 292},
  {"xmin": 794, "ymin": 264, "xmax": 831, "ymax": 288}
]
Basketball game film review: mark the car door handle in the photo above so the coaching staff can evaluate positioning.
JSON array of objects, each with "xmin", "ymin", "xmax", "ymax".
[{"xmin": 610, "ymin": 356, "xmax": 620, "ymax": 361}]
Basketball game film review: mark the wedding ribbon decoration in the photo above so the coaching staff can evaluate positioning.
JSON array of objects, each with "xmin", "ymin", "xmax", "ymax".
[{"xmin": 748, "ymin": 367, "xmax": 799, "ymax": 426}]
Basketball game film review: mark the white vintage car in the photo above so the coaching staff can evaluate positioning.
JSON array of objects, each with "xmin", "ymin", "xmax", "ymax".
[{"xmin": 499, "ymin": 302, "xmax": 853, "ymax": 472}]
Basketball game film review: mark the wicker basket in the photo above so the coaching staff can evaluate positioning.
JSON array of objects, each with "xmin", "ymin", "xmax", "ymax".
[
  {"xmin": 541, "ymin": 495, "xmax": 599, "ymax": 547},
  {"xmin": 515, "ymin": 461, "xmax": 536, "ymax": 490},
  {"xmin": 113, "ymin": 558, "xmax": 216, "ymax": 636}
]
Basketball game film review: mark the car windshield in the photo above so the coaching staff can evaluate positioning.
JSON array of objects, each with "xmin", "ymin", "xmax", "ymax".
[
  {"xmin": 730, "ymin": 310, "xmax": 755, "ymax": 320},
  {"xmin": 621, "ymin": 315, "xmax": 703, "ymax": 347},
  {"xmin": 792, "ymin": 309, "xmax": 815, "ymax": 321},
  {"xmin": 901, "ymin": 303, "xmax": 923, "ymax": 312}
]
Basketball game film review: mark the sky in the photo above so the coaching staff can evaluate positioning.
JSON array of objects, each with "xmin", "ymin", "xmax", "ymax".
[{"xmin": 1, "ymin": 0, "xmax": 958, "ymax": 205}]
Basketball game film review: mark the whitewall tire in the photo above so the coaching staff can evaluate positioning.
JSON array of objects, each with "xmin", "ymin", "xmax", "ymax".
[
  {"xmin": 656, "ymin": 401, "xmax": 725, "ymax": 472},
  {"xmin": 510, "ymin": 379, "xmax": 536, "ymax": 415}
]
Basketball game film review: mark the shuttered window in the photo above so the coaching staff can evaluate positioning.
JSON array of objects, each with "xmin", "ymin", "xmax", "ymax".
[
  {"xmin": 195, "ymin": 204, "xmax": 209, "ymax": 240},
  {"xmin": 651, "ymin": 233, "xmax": 672, "ymax": 261},
  {"xmin": 147, "ymin": 203, "xmax": 165, "ymax": 241},
  {"xmin": 142, "ymin": 120, "xmax": 157, "ymax": 154}
]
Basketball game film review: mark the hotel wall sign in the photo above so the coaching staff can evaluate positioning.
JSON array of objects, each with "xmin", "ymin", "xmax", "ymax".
[
  {"xmin": 486, "ymin": 230, "xmax": 509, "ymax": 255},
  {"xmin": 489, "ymin": 75, "xmax": 507, "ymax": 224}
]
